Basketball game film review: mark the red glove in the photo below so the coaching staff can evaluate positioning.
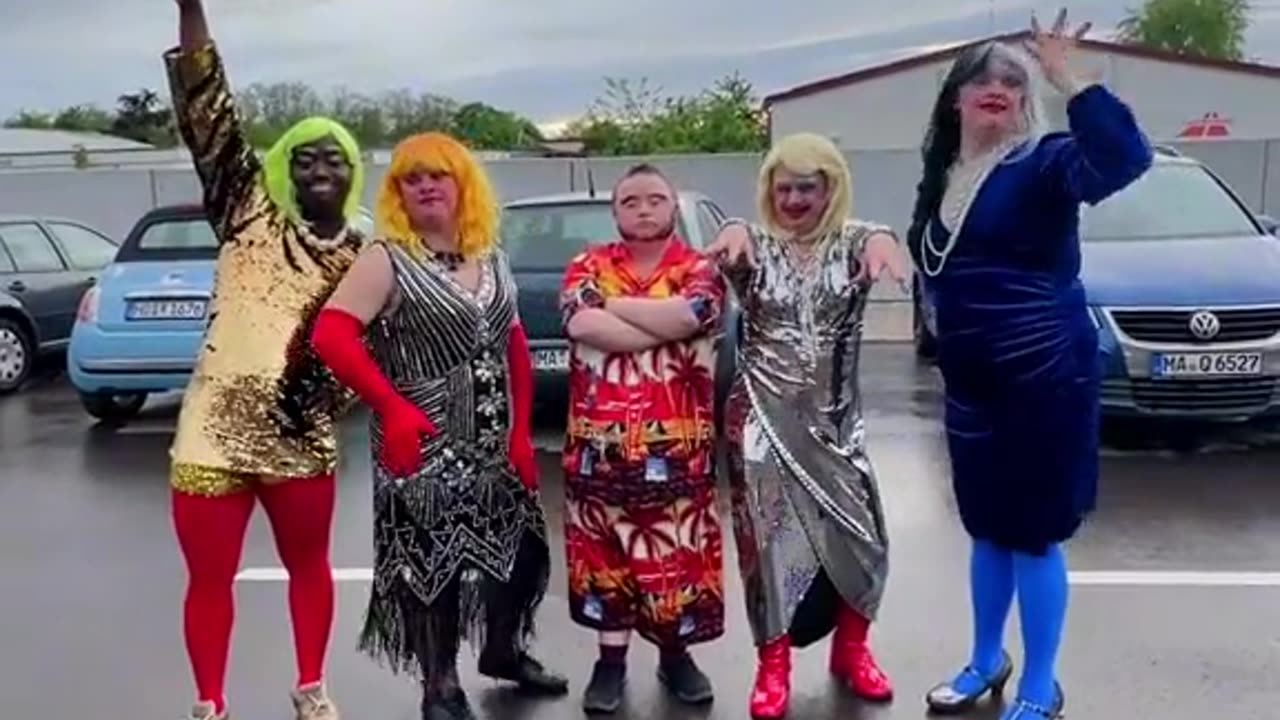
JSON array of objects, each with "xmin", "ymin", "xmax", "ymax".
[
  {"xmin": 311, "ymin": 307, "xmax": 437, "ymax": 476},
  {"xmin": 506, "ymin": 321, "xmax": 538, "ymax": 491}
]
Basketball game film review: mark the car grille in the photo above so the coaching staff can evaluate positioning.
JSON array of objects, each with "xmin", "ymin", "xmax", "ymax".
[
  {"xmin": 1103, "ymin": 377, "xmax": 1278, "ymax": 414},
  {"xmin": 1108, "ymin": 307, "xmax": 1280, "ymax": 343}
]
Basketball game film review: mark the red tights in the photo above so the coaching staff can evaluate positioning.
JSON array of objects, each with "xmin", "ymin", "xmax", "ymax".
[{"xmin": 172, "ymin": 475, "xmax": 336, "ymax": 713}]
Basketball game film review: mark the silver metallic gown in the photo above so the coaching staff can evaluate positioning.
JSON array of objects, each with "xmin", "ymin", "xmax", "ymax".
[{"xmin": 723, "ymin": 219, "xmax": 892, "ymax": 648}]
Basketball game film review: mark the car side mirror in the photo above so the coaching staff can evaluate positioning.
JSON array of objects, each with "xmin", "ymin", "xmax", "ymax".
[{"xmin": 1259, "ymin": 214, "xmax": 1279, "ymax": 236}]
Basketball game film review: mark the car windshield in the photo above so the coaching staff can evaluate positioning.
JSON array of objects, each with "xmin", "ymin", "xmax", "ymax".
[
  {"xmin": 118, "ymin": 216, "xmax": 218, "ymax": 261},
  {"xmin": 500, "ymin": 202, "xmax": 619, "ymax": 270},
  {"xmin": 1080, "ymin": 163, "xmax": 1260, "ymax": 241},
  {"xmin": 500, "ymin": 201, "xmax": 690, "ymax": 270}
]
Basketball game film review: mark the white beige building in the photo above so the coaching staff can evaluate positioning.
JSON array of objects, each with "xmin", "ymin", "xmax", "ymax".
[{"xmin": 764, "ymin": 30, "xmax": 1280, "ymax": 151}]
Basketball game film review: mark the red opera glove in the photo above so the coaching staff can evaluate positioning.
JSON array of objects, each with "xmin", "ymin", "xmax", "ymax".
[
  {"xmin": 376, "ymin": 395, "xmax": 437, "ymax": 477},
  {"xmin": 311, "ymin": 307, "xmax": 437, "ymax": 475},
  {"xmin": 506, "ymin": 321, "xmax": 538, "ymax": 491}
]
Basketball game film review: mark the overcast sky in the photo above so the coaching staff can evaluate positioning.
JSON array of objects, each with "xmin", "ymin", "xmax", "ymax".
[{"xmin": 4, "ymin": 0, "xmax": 1279, "ymax": 129}]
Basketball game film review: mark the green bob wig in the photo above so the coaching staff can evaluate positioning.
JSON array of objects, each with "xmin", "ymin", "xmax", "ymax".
[{"xmin": 261, "ymin": 116, "xmax": 365, "ymax": 225}]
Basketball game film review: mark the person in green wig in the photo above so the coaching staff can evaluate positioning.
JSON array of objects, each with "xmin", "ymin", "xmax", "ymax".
[{"xmin": 163, "ymin": 2, "xmax": 366, "ymax": 720}]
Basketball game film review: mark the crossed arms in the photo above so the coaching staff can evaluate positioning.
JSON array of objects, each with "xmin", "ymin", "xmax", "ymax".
[{"xmin": 561, "ymin": 255, "xmax": 726, "ymax": 354}]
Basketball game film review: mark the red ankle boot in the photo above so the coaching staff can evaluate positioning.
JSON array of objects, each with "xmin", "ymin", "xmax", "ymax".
[
  {"xmin": 749, "ymin": 634, "xmax": 791, "ymax": 719},
  {"xmin": 830, "ymin": 603, "xmax": 893, "ymax": 702}
]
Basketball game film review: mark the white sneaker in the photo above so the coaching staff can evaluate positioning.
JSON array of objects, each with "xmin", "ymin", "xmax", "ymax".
[{"xmin": 291, "ymin": 683, "xmax": 340, "ymax": 720}]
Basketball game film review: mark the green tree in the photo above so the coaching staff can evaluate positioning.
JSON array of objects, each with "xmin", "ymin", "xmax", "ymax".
[
  {"xmin": 3, "ymin": 110, "xmax": 55, "ymax": 129},
  {"xmin": 1118, "ymin": 0, "xmax": 1252, "ymax": 61},
  {"xmin": 449, "ymin": 102, "xmax": 544, "ymax": 150},
  {"xmin": 53, "ymin": 105, "xmax": 114, "ymax": 133},
  {"xmin": 112, "ymin": 89, "xmax": 177, "ymax": 147},
  {"xmin": 568, "ymin": 72, "xmax": 768, "ymax": 155}
]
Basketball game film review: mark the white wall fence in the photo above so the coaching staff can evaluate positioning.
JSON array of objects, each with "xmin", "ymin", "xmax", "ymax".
[{"xmin": 2, "ymin": 138, "xmax": 1276, "ymax": 339}]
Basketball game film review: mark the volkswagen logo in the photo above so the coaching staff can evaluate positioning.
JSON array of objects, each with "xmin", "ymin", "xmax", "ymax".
[{"xmin": 1188, "ymin": 310, "xmax": 1221, "ymax": 340}]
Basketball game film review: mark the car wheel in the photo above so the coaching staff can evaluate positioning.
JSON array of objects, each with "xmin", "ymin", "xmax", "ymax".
[
  {"xmin": 0, "ymin": 318, "xmax": 34, "ymax": 394},
  {"xmin": 79, "ymin": 391, "xmax": 148, "ymax": 423}
]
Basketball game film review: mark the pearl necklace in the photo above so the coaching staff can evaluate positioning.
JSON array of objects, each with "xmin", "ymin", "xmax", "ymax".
[
  {"xmin": 922, "ymin": 134, "xmax": 1028, "ymax": 277},
  {"xmin": 297, "ymin": 223, "xmax": 354, "ymax": 251}
]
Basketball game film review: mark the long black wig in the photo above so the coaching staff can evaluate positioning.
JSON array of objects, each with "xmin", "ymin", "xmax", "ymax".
[{"xmin": 904, "ymin": 41, "xmax": 1047, "ymax": 271}]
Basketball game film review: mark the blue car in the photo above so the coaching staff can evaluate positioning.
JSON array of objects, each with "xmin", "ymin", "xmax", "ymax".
[
  {"xmin": 913, "ymin": 148, "xmax": 1280, "ymax": 422},
  {"xmin": 68, "ymin": 203, "xmax": 374, "ymax": 422}
]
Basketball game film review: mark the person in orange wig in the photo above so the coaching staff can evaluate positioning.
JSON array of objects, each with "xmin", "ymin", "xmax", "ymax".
[{"xmin": 311, "ymin": 132, "xmax": 567, "ymax": 720}]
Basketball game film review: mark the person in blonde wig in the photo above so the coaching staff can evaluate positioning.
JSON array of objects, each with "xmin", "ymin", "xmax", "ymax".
[
  {"xmin": 310, "ymin": 132, "xmax": 567, "ymax": 719},
  {"xmin": 708, "ymin": 132, "xmax": 909, "ymax": 719}
]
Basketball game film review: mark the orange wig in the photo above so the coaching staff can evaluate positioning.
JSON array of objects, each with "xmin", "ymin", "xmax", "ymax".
[{"xmin": 375, "ymin": 131, "xmax": 501, "ymax": 259}]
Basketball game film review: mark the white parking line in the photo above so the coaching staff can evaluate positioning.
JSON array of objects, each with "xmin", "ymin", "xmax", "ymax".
[
  {"xmin": 1068, "ymin": 571, "xmax": 1280, "ymax": 587},
  {"xmin": 234, "ymin": 568, "xmax": 1280, "ymax": 586}
]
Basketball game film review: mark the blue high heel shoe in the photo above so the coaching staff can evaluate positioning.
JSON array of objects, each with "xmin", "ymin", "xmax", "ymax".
[
  {"xmin": 925, "ymin": 649, "xmax": 1014, "ymax": 714},
  {"xmin": 999, "ymin": 681, "xmax": 1065, "ymax": 720}
]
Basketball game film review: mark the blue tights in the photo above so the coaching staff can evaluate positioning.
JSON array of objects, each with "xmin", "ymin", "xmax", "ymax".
[{"xmin": 949, "ymin": 539, "xmax": 1068, "ymax": 707}]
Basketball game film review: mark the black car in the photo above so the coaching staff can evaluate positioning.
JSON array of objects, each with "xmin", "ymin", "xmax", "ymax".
[{"xmin": 0, "ymin": 215, "xmax": 118, "ymax": 392}]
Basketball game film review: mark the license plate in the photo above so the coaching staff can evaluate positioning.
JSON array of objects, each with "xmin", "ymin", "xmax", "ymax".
[
  {"xmin": 126, "ymin": 299, "xmax": 208, "ymax": 321},
  {"xmin": 534, "ymin": 348, "xmax": 569, "ymax": 371},
  {"xmin": 1150, "ymin": 351, "xmax": 1263, "ymax": 378}
]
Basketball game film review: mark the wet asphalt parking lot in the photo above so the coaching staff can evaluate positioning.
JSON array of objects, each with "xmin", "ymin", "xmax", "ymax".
[{"xmin": 4, "ymin": 343, "xmax": 1280, "ymax": 720}]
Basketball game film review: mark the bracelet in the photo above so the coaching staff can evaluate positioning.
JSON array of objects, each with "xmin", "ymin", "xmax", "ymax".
[{"xmin": 718, "ymin": 217, "xmax": 751, "ymax": 233}]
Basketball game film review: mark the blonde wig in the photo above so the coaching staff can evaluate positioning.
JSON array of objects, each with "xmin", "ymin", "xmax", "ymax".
[
  {"xmin": 756, "ymin": 132, "xmax": 851, "ymax": 241},
  {"xmin": 375, "ymin": 132, "xmax": 501, "ymax": 259}
]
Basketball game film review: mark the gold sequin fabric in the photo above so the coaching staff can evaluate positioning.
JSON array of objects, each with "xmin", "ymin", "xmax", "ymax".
[{"xmin": 163, "ymin": 42, "xmax": 363, "ymax": 496}]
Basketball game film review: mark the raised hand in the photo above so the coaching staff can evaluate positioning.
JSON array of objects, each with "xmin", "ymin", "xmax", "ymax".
[{"xmin": 1024, "ymin": 7, "xmax": 1092, "ymax": 93}]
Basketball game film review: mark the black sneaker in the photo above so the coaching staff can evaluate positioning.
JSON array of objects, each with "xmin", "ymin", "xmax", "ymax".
[
  {"xmin": 478, "ymin": 650, "xmax": 569, "ymax": 696},
  {"xmin": 657, "ymin": 653, "xmax": 714, "ymax": 705},
  {"xmin": 582, "ymin": 660, "xmax": 627, "ymax": 714}
]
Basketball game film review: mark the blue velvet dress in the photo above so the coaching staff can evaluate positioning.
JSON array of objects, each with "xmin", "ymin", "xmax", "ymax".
[{"xmin": 922, "ymin": 85, "xmax": 1153, "ymax": 554}]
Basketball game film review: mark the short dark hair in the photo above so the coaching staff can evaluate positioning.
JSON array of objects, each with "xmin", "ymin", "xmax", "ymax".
[{"xmin": 612, "ymin": 163, "xmax": 675, "ymax": 199}]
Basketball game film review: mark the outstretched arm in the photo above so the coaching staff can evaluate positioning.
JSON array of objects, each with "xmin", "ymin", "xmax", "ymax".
[
  {"xmin": 707, "ymin": 220, "xmax": 759, "ymax": 301},
  {"xmin": 166, "ymin": 0, "xmax": 261, "ymax": 241}
]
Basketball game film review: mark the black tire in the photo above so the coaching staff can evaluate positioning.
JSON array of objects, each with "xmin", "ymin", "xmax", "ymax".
[
  {"xmin": 0, "ymin": 317, "xmax": 34, "ymax": 394},
  {"xmin": 79, "ymin": 391, "xmax": 148, "ymax": 422}
]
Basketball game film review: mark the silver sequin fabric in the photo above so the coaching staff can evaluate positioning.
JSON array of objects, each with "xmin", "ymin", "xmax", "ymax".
[{"xmin": 723, "ymin": 219, "xmax": 893, "ymax": 646}]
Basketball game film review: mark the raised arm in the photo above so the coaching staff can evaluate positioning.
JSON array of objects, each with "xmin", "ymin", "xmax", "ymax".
[
  {"xmin": 1039, "ymin": 84, "xmax": 1153, "ymax": 205},
  {"xmin": 165, "ymin": 0, "xmax": 261, "ymax": 240},
  {"xmin": 561, "ymin": 254, "xmax": 666, "ymax": 354},
  {"xmin": 604, "ymin": 255, "xmax": 726, "ymax": 342},
  {"xmin": 1025, "ymin": 11, "xmax": 1153, "ymax": 205}
]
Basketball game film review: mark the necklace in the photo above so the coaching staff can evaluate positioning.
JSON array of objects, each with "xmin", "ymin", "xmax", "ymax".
[
  {"xmin": 427, "ymin": 248, "xmax": 465, "ymax": 271},
  {"xmin": 297, "ymin": 223, "xmax": 352, "ymax": 251},
  {"xmin": 923, "ymin": 134, "xmax": 1028, "ymax": 277}
]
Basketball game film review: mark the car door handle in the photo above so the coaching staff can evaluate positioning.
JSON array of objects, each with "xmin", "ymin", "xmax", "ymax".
[{"xmin": 7, "ymin": 280, "xmax": 25, "ymax": 292}]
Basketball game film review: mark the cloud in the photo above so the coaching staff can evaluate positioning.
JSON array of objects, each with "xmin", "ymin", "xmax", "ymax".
[{"xmin": 2, "ymin": 0, "xmax": 1277, "ymax": 123}]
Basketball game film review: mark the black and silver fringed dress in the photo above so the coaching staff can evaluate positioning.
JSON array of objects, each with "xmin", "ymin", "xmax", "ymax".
[{"xmin": 358, "ymin": 242, "xmax": 551, "ymax": 683}]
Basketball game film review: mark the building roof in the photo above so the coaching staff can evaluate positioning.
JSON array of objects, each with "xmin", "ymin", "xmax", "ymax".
[
  {"xmin": 764, "ymin": 30, "xmax": 1280, "ymax": 107},
  {"xmin": 0, "ymin": 128, "xmax": 154, "ymax": 154}
]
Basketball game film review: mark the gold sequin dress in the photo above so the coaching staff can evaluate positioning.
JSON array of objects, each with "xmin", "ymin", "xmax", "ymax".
[{"xmin": 164, "ymin": 42, "xmax": 363, "ymax": 496}]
